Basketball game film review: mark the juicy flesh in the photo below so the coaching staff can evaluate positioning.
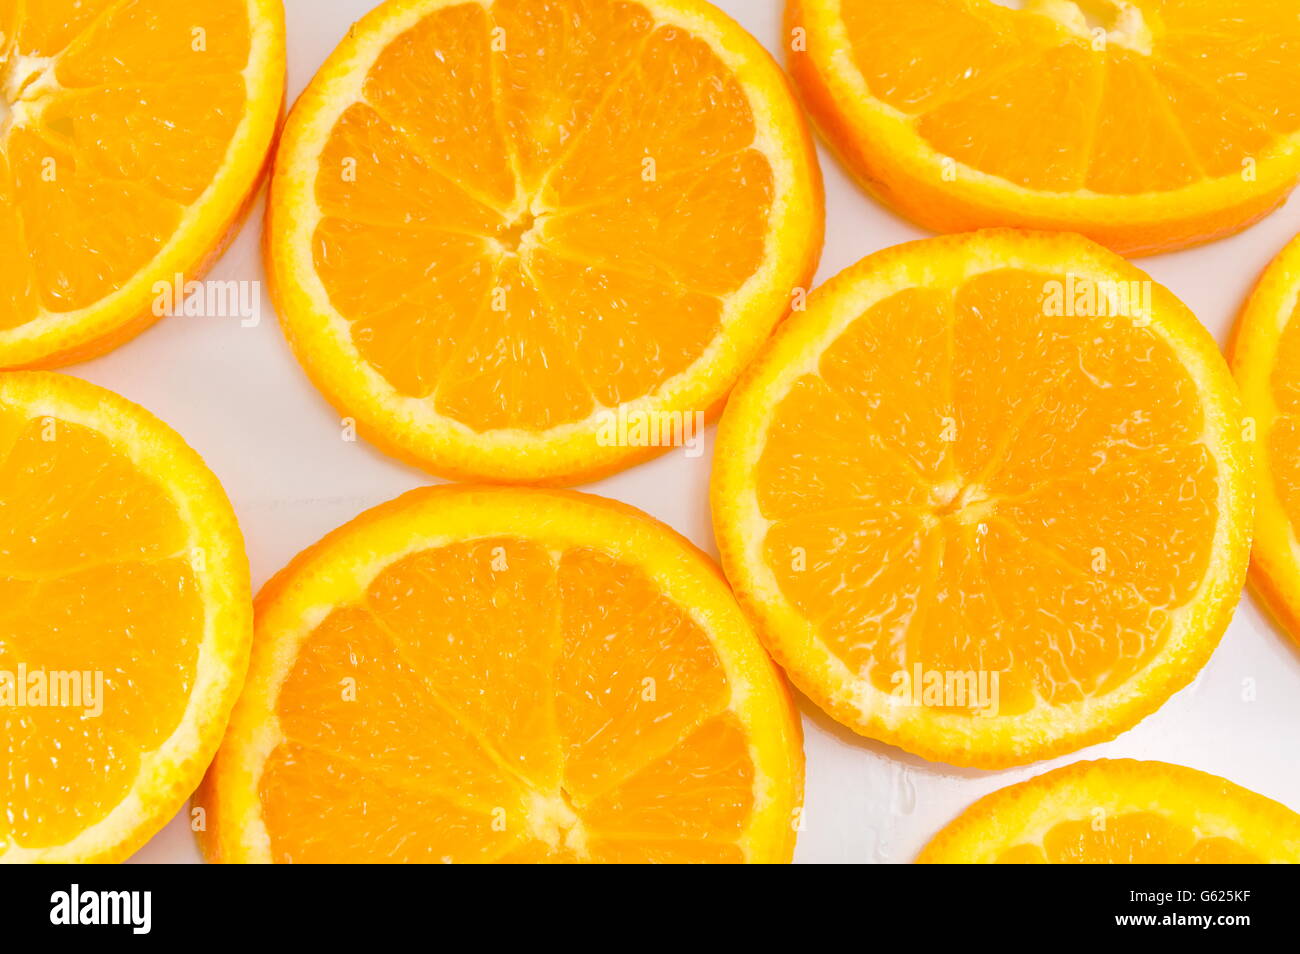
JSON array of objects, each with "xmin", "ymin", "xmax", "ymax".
[
  {"xmin": 756, "ymin": 269, "xmax": 1217, "ymax": 714},
  {"xmin": 1267, "ymin": 304, "xmax": 1300, "ymax": 541},
  {"xmin": 998, "ymin": 812, "xmax": 1262, "ymax": 863},
  {"xmin": 841, "ymin": 0, "xmax": 1300, "ymax": 193},
  {"xmin": 0, "ymin": 0, "xmax": 252, "ymax": 328},
  {"xmin": 311, "ymin": 0, "xmax": 774, "ymax": 431},
  {"xmin": 0, "ymin": 407, "xmax": 201, "ymax": 851},
  {"xmin": 261, "ymin": 538, "xmax": 752, "ymax": 863}
]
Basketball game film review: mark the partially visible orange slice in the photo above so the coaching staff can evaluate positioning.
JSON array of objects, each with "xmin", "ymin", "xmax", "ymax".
[
  {"xmin": 0, "ymin": 0, "xmax": 285, "ymax": 368},
  {"xmin": 198, "ymin": 486, "xmax": 803, "ymax": 863},
  {"xmin": 0, "ymin": 372, "xmax": 251, "ymax": 862},
  {"xmin": 788, "ymin": 0, "xmax": 1300, "ymax": 256},
  {"xmin": 712, "ymin": 230, "xmax": 1252, "ymax": 769},
  {"xmin": 919, "ymin": 759, "xmax": 1300, "ymax": 863},
  {"xmin": 1230, "ymin": 232, "xmax": 1300, "ymax": 646},
  {"xmin": 266, "ymin": 0, "xmax": 822, "ymax": 485}
]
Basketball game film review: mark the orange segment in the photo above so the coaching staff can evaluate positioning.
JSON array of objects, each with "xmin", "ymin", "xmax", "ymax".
[
  {"xmin": 789, "ymin": 0, "xmax": 1300, "ymax": 255},
  {"xmin": 527, "ymin": 249, "xmax": 722, "ymax": 407},
  {"xmin": 54, "ymin": 0, "xmax": 254, "ymax": 86},
  {"xmin": 494, "ymin": 0, "xmax": 656, "ymax": 195},
  {"xmin": 315, "ymin": 103, "xmax": 506, "ymax": 234},
  {"xmin": 1000, "ymin": 445, "xmax": 1218, "ymax": 608},
  {"xmin": 274, "ymin": 606, "xmax": 523, "ymax": 811},
  {"xmin": 817, "ymin": 286, "xmax": 952, "ymax": 479},
  {"xmin": 555, "ymin": 547, "xmax": 729, "ymax": 799},
  {"xmin": 542, "ymin": 20, "xmax": 758, "ymax": 206},
  {"xmin": 542, "ymin": 148, "xmax": 775, "ymax": 297},
  {"xmin": 198, "ymin": 487, "xmax": 803, "ymax": 864},
  {"xmin": 0, "ymin": 155, "xmax": 36, "ymax": 332},
  {"xmin": 258, "ymin": 743, "xmax": 510, "ymax": 864},
  {"xmin": 0, "ymin": 0, "xmax": 284, "ymax": 368},
  {"xmin": 10, "ymin": 0, "xmax": 119, "ymax": 59},
  {"xmin": 8, "ymin": 126, "xmax": 181, "ymax": 313},
  {"xmin": 39, "ymin": 77, "xmax": 249, "ymax": 204},
  {"xmin": 916, "ymin": 45, "xmax": 1104, "ymax": 192},
  {"xmin": 581, "ymin": 714, "xmax": 754, "ymax": 840},
  {"xmin": 267, "ymin": 0, "xmax": 822, "ymax": 484},
  {"xmin": 361, "ymin": 2, "xmax": 517, "ymax": 209},
  {"xmin": 432, "ymin": 256, "xmax": 596, "ymax": 432},
  {"xmin": 366, "ymin": 538, "xmax": 564, "ymax": 791},
  {"xmin": 920, "ymin": 760, "xmax": 1300, "ymax": 864},
  {"xmin": 0, "ymin": 372, "xmax": 251, "ymax": 862},
  {"xmin": 713, "ymin": 230, "xmax": 1251, "ymax": 769},
  {"xmin": 1229, "ymin": 232, "xmax": 1300, "ymax": 647}
]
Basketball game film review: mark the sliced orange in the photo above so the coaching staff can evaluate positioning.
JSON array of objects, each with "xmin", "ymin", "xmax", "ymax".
[
  {"xmin": 0, "ymin": 0, "xmax": 285, "ymax": 369},
  {"xmin": 198, "ymin": 486, "xmax": 803, "ymax": 864},
  {"xmin": 266, "ymin": 0, "xmax": 823, "ymax": 485},
  {"xmin": 919, "ymin": 759, "xmax": 1300, "ymax": 863},
  {"xmin": 788, "ymin": 0, "xmax": 1300, "ymax": 256},
  {"xmin": 1230, "ymin": 232, "xmax": 1300, "ymax": 646},
  {"xmin": 0, "ymin": 371, "xmax": 251, "ymax": 862},
  {"xmin": 712, "ymin": 230, "xmax": 1252, "ymax": 769}
]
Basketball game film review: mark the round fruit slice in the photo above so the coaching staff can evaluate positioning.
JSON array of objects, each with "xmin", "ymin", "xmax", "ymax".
[
  {"xmin": 198, "ymin": 485, "xmax": 803, "ymax": 863},
  {"xmin": 788, "ymin": 0, "xmax": 1300, "ymax": 256},
  {"xmin": 1231, "ymin": 233, "xmax": 1300, "ymax": 646},
  {"xmin": 267, "ymin": 0, "xmax": 823, "ymax": 485},
  {"xmin": 713, "ymin": 229, "xmax": 1251, "ymax": 769},
  {"xmin": 0, "ymin": 0, "xmax": 285, "ymax": 369},
  {"xmin": 919, "ymin": 759, "xmax": 1300, "ymax": 863},
  {"xmin": 0, "ymin": 372, "xmax": 252, "ymax": 862}
]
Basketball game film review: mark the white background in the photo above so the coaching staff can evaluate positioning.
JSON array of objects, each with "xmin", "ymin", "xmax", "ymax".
[{"xmin": 106, "ymin": 0, "xmax": 1300, "ymax": 863}]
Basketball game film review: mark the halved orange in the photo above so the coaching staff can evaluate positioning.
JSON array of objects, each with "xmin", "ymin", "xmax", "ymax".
[
  {"xmin": 0, "ymin": 371, "xmax": 252, "ymax": 862},
  {"xmin": 198, "ymin": 486, "xmax": 803, "ymax": 864},
  {"xmin": 712, "ymin": 230, "xmax": 1252, "ymax": 769},
  {"xmin": 266, "ymin": 0, "xmax": 823, "ymax": 485},
  {"xmin": 0, "ymin": 0, "xmax": 285, "ymax": 369},
  {"xmin": 1230, "ymin": 232, "xmax": 1300, "ymax": 646},
  {"xmin": 788, "ymin": 0, "xmax": 1300, "ymax": 256},
  {"xmin": 919, "ymin": 759, "xmax": 1300, "ymax": 863}
]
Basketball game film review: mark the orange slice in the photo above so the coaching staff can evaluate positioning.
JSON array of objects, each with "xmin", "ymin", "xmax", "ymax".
[
  {"xmin": 198, "ymin": 486, "xmax": 803, "ymax": 863},
  {"xmin": 1230, "ymin": 232, "xmax": 1300, "ymax": 646},
  {"xmin": 788, "ymin": 0, "xmax": 1300, "ymax": 256},
  {"xmin": 0, "ymin": 0, "xmax": 285, "ymax": 369},
  {"xmin": 919, "ymin": 759, "xmax": 1300, "ymax": 863},
  {"xmin": 0, "ymin": 371, "xmax": 251, "ymax": 862},
  {"xmin": 712, "ymin": 230, "xmax": 1252, "ymax": 769},
  {"xmin": 266, "ymin": 0, "xmax": 823, "ymax": 485}
]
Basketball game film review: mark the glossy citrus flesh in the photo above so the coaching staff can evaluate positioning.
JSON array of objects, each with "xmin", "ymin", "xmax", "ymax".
[
  {"xmin": 0, "ymin": 0, "xmax": 284, "ymax": 368},
  {"xmin": 1229, "ymin": 232, "xmax": 1300, "ymax": 645},
  {"xmin": 788, "ymin": 0, "xmax": 1300, "ymax": 255},
  {"xmin": 919, "ymin": 759, "xmax": 1300, "ymax": 863},
  {"xmin": 0, "ymin": 372, "xmax": 251, "ymax": 862},
  {"xmin": 267, "ymin": 0, "xmax": 822, "ymax": 484},
  {"xmin": 713, "ymin": 230, "xmax": 1251, "ymax": 768},
  {"xmin": 199, "ymin": 487, "xmax": 803, "ymax": 863}
]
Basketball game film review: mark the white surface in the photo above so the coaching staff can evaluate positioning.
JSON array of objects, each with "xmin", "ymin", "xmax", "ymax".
[{"xmin": 110, "ymin": 0, "xmax": 1300, "ymax": 863}]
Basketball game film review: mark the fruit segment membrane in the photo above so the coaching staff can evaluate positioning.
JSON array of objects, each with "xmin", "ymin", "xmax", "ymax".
[
  {"xmin": 0, "ymin": 0, "xmax": 253, "ymax": 326},
  {"xmin": 261, "ymin": 538, "xmax": 753, "ymax": 863},
  {"xmin": 310, "ymin": 0, "xmax": 774, "ymax": 432},
  {"xmin": 0, "ymin": 408, "xmax": 200, "ymax": 850},
  {"xmin": 756, "ymin": 267, "xmax": 1217, "ymax": 716},
  {"xmin": 840, "ymin": 0, "xmax": 1300, "ymax": 193}
]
